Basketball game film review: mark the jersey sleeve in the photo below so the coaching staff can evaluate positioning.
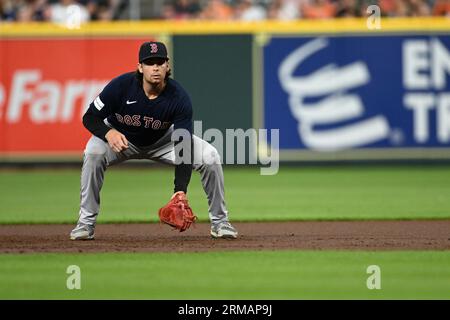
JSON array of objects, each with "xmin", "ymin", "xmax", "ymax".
[
  {"xmin": 173, "ymin": 93, "xmax": 193, "ymax": 193},
  {"xmin": 82, "ymin": 77, "xmax": 121, "ymax": 139}
]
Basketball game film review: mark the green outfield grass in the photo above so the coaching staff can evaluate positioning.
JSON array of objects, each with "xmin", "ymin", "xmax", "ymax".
[
  {"xmin": 0, "ymin": 251, "xmax": 449, "ymax": 299},
  {"xmin": 0, "ymin": 165, "xmax": 449, "ymax": 223}
]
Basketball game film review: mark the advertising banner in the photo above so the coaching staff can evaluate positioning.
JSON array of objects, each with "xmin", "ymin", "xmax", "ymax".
[
  {"xmin": 261, "ymin": 34, "xmax": 450, "ymax": 160},
  {"xmin": 0, "ymin": 37, "xmax": 151, "ymax": 157}
]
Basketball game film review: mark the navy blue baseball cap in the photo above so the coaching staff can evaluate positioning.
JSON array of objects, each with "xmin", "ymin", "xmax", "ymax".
[{"xmin": 139, "ymin": 41, "xmax": 169, "ymax": 63}]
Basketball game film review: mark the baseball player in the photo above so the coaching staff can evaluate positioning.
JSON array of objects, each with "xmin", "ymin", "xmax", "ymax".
[{"xmin": 70, "ymin": 41, "xmax": 238, "ymax": 240}]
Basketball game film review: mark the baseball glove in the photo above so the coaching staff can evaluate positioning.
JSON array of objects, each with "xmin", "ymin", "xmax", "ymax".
[{"xmin": 158, "ymin": 191, "xmax": 197, "ymax": 232}]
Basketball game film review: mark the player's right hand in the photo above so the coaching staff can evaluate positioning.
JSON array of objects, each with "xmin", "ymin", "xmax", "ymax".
[{"xmin": 105, "ymin": 129, "xmax": 129, "ymax": 153}]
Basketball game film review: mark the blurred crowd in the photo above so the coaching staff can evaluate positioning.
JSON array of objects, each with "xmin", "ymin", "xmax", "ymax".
[
  {"xmin": 0, "ymin": 0, "xmax": 128, "ymax": 21},
  {"xmin": 1, "ymin": 0, "xmax": 450, "ymax": 22},
  {"xmin": 162, "ymin": 0, "xmax": 450, "ymax": 20}
]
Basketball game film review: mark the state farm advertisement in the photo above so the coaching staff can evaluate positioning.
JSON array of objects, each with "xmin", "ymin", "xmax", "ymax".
[{"xmin": 0, "ymin": 38, "xmax": 149, "ymax": 156}]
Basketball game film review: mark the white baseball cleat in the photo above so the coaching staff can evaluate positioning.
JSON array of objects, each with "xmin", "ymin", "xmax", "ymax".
[
  {"xmin": 70, "ymin": 223, "xmax": 95, "ymax": 240},
  {"xmin": 210, "ymin": 221, "xmax": 238, "ymax": 239}
]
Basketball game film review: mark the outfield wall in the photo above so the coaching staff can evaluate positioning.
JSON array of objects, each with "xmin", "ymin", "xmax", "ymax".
[{"xmin": 0, "ymin": 19, "xmax": 449, "ymax": 162}]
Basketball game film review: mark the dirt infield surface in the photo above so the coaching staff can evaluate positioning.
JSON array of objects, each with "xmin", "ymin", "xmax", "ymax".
[{"xmin": 0, "ymin": 220, "xmax": 449, "ymax": 253}]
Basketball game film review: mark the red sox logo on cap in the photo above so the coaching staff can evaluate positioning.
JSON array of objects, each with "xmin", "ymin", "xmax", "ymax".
[{"xmin": 139, "ymin": 41, "xmax": 169, "ymax": 62}]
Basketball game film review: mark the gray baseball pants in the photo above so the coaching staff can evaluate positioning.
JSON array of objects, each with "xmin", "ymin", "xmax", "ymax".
[{"xmin": 77, "ymin": 128, "xmax": 229, "ymax": 226}]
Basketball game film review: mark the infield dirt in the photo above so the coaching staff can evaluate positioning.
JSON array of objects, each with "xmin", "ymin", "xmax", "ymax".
[{"xmin": 1, "ymin": 220, "xmax": 449, "ymax": 253}]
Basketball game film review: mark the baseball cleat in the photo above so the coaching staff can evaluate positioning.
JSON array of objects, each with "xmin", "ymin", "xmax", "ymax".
[
  {"xmin": 70, "ymin": 223, "xmax": 95, "ymax": 240},
  {"xmin": 210, "ymin": 221, "xmax": 238, "ymax": 239}
]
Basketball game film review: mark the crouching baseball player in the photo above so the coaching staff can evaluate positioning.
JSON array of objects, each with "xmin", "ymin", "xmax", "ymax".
[{"xmin": 70, "ymin": 41, "xmax": 238, "ymax": 240}]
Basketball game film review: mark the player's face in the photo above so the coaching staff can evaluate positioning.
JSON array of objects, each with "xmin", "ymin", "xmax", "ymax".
[{"xmin": 139, "ymin": 58, "xmax": 169, "ymax": 85}]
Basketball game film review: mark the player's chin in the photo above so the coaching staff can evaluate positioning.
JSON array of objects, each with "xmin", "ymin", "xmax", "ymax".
[{"xmin": 148, "ymin": 77, "xmax": 162, "ymax": 84}]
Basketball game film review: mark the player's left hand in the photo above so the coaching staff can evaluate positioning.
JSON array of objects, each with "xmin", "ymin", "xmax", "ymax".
[{"xmin": 158, "ymin": 191, "xmax": 197, "ymax": 232}]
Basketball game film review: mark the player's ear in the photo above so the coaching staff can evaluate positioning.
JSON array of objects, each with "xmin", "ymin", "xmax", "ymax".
[{"xmin": 137, "ymin": 63, "xmax": 143, "ymax": 73}]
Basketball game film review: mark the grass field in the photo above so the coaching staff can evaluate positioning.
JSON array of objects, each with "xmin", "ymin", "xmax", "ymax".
[
  {"xmin": 0, "ymin": 165, "xmax": 449, "ymax": 224},
  {"xmin": 0, "ymin": 251, "xmax": 449, "ymax": 299},
  {"xmin": 1, "ymin": 165, "xmax": 449, "ymax": 300}
]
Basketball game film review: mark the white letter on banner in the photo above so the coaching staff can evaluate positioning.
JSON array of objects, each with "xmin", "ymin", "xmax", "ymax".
[
  {"xmin": 7, "ymin": 70, "xmax": 40, "ymax": 123},
  {"xmin": 432, "ymin": 38, "xmax": 450, "ymax": 90},
  {"xmin": 60, "ymin": 81, "xmax": 86, "ymax": 122},
  {"xmin": 0, "ymin": 83, "xmax": 4, "ymax": 119},
  {"xmin": 404, "ymin": 93, "xmax": 435, "ymax": 143},
  {"xmin": 30, "ymin": 81, "xmax": 61, "ymax": 123},
  {"xmin": 81, "ymin": 81, "xmax": 108, "ymax": 115},
  {"xmin": 403, "ymin": 40, "xmax": 430, "ymax": 89},
  {"xmin": 438, "ymin": 93, "xmax": 450, "ymax": 143}
]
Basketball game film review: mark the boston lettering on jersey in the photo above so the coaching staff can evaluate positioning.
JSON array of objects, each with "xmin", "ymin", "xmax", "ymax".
[
  {"xmin": 84, "ymin": 72, "xmax": 193, "ymax": 147},
  {"xmin": 114, "ymin": 113, "xmax": 171, "ymax": 130}
]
